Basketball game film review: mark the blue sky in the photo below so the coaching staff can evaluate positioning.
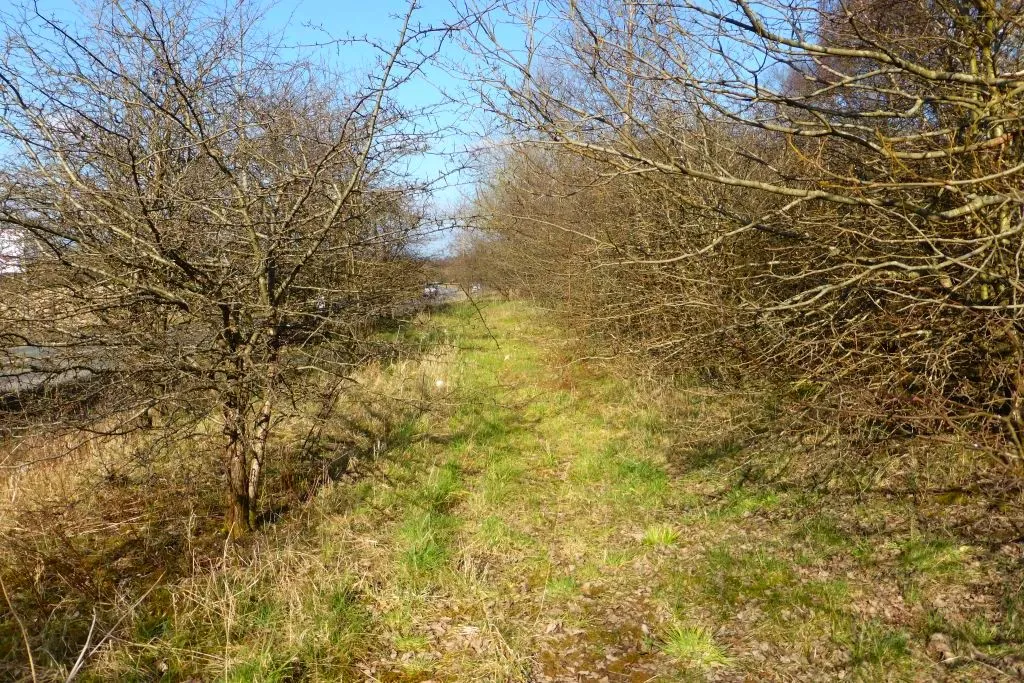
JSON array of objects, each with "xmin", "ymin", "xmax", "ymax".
[{"xmin": 270, "ymin": 1, "xmax": 471, "ymax": 184}]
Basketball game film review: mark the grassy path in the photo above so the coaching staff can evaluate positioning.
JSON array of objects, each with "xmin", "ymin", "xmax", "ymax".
[
  {"xmin": 96, "ymin": 301, "xmax": 1023, "ymax": 681},
  {"xmin": 318, "ymin": 301, "xmax": 1012, "ymax": 681}
]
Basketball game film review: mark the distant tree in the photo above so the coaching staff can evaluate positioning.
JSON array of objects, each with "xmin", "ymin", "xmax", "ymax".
[{"xmin": 0, "ymin": 228, "xmax": 22, "ymax": 274}]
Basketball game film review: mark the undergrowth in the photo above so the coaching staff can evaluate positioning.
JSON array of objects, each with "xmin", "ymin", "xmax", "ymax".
[{"xmin": 1, "ymin": 300, "xmax": 1022, "ymax": 681}]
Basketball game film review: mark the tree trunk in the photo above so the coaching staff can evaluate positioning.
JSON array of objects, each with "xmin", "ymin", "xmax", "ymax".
[
  {"xmin": 248, "ymin": 373, "xmax": 275, "ymax": 529},
  {"xmin": 223, "ymin": 401, "xmax": 251, "ymax": 538}
]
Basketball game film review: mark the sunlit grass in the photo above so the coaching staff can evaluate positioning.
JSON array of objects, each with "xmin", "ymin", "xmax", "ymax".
[
  {"xmin": 642, "ymin": 523, "xmax": 679, "ymax": 547},
  {"xmin": 47, "ymin": 301, "xmax": 1005, "ymax": 682},
  {"xmin": 660, "ymin": 620, "xmax": 731, "ymax": 669}
]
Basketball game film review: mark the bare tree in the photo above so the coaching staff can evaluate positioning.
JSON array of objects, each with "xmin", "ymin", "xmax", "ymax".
[
  {"xmin": 0, "ymin": 0, "xmax": 434, "ymax": 535},
  {"xmin": 455, "ymin": 0, "xmax": 1024, "ymax": 470}
]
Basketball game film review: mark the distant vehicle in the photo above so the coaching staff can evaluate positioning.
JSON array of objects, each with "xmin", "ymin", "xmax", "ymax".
[
  {"xmin": 423, "ymin": 283, "xmax": 439, "ymax": 297},
  {"xmin": 470, "ymin": 283, "xmax": 482, "ymax": 294}
]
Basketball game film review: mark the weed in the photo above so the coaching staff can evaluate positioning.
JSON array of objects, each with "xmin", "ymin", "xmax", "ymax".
[
  {"xmin": 846, "ymin": 620, "xmax": 911, "ymax": 671},
  {"xmin": 898, "ymin": 538, "xmax": 967, "ymax": 577},
  {"xmin": 545, "ymin": 575, "xmax": 579, "ymax": 598},
  {"xmin": 642, "ymin": 523, "xmax": 680, "ymax": 547},
  {"xmin": 717, "ymin": 488, "xmax": 779, "ymax": 517},
  {"xmin": 602, "ymin": 548, "xmax": 635, "ymax": 567},
  {"xmin": 661, "ymin": 621, "xmax": 730, "ymax": 669}
]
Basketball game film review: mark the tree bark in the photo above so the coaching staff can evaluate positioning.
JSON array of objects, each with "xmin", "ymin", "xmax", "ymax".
[
  {"xmin": 223, "ymin": 401, "xmax": 251, "ymax": 538},
  {"xmin": 248, "ymin": 367, "xmax": 276, "ymax": 529}
]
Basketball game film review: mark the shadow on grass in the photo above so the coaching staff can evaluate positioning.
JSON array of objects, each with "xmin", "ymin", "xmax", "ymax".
[{"xmin": 670, "ymin": 435, "xmax": 745, "ymax": 472}]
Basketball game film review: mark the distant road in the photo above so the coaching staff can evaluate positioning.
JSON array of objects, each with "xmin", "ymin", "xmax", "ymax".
[
  {"xmin": 429, "ymin": 284, "xmax": 464, "ymax": 304},
  {"xmin": 0, "ymin": 345, "xmax": 100, "ymax": 407},
  {"xmin": 1, "ymin": 287, "xmax": 466, "ymax": 407}
]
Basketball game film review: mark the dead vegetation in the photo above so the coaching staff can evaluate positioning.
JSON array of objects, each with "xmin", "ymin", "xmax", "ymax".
[
  {"xmin": 453, "ymin": 0, "xmax": 1024, "ymax": 489},
  {"xmin": 0, "ymin": 308, "xmax": 454, "ymax": 680},
  {"xmin": 3, "ymin": 0, "xmax": 1024, "ymax": 678},
  {"xmin": 2, "ymin": 296, "xmax": 1023, "ymax": 681}
]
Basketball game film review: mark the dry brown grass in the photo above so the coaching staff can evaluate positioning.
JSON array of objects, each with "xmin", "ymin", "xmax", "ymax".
[
  {"xmin": 0, "ymin": 310, "xmax": 455, "ymax": 681},
  {"xmin": 3, "ymin": 302, "xmax": 1024, "ymax": 681}
]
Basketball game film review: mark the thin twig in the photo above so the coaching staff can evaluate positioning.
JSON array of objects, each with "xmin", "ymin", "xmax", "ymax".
[
  {"xmin": 458, "ymin": 284, "xmax": 502, "ymax": 350},
  {"xmin": 0, "ymin": 573, "xmax": 37, "ymax": 683}
]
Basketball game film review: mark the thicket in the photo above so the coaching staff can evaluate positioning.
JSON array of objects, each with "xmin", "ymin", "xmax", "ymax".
[
  {"xmin": 455, "ymin": 0, "xmax": 1024, "ymax": 488},
  {"xmin": 0, "ymin": 0, "xmax": 441, "ymax": 676}
]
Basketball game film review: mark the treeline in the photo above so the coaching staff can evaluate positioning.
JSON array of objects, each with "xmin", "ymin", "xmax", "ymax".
[{"xmin": 454, "ymin": 0, "xmax": 1024, "ymax": 478}]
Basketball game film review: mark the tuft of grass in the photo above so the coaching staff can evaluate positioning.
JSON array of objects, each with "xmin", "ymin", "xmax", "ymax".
[
  {"xmin": 400, "ymin": 509, "xmax": 456, "ymax": 574},
  {"xmin": 846, "ymin": 620, "xmax": 911, "ymax": 670},
  {"xmin": 716, "ymin": 488, "xmax": 779, "ymax": 517},
  {"xmin": 694, "ymin": 546, "xmax": 851, "ymax": 626},
  {"xmin": 544, "ymin": 575, "xmax": 579, "ymax": 598},
  {"xmin": 602, "ymin": 548, "xmax": 635, "ymax": 567},
  {"xmin": 1002, "ymin": 591, "xmax": 1024, "ymax": 642},
  {"xmin": 478, "ymin": 514, "xmax": 511, "ymax": 548},
  {"xmin": 794, "ymin": 514, "xmax": 848, "ymax": 551},
  {"xmin": 414, "ymin": 461, "xmax": 462, "ymax": 512},
  {"xmin": 642, "ymin": 523, "xmax": 679, "ymax": 547},
  {"xmin": 958, "ymin": 616, "xmax": 1001, "ymax": 647},
  {"xmin": 475, "ymin": 514, "xmax": 534, "ymax": 553},
  {"xmin": 898, "ymin": 538, "xmax": 967, "ymax": 577},
  {"xmin": 568, "ymin": 444, "xmax": 616, "ymax": 484},
  {"xmin": 394, "ymin": 633, "xmax": 431, "ymax": 652},
  {"xmin": 702, "ymin": 547, "xmax": 797, "ymax": 610},
  {"xmin": 482, "ymin": 458, "xmax": 524, "ymax": 505},
  {"xmin": 394, "ymin": 459, "xmax": 467, "ymax": 576},
  {"xmin": 661, "ymin": 621, "xmax": 730, "ymax": 669},
  {"xmin": 226, "ymin": 652, "xmax": 305, "ymax": 683},
  {"xmin": 616, "ymin": 457, "xmax": 669, "ymax": 507}
]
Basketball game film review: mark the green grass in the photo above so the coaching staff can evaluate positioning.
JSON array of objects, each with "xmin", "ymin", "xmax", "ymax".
[
  {"xmin": 544, "ymin": 574, "xmax": 579, "ymax": 598},
  {"xmin": 568, "ymin": 445, "xmax": 616, "ymax": 484},
  {"xmin": 661, "ymin": 621, "xmax": 730, "ymax": 669},
  {"xmin": 845, "ymin": 620, "xmax": 911, "ymax": 671},
  {"xmin": 482, "ymin": 458, "xmax": 525, "ymax": 505},
  {"xmin": 616, "ymin": 456, "xmax": 670, "ymax": 507},
  {"xmin": 396, "ymin": 460, "xmax": 465, "ymax": 575},
  {"xmin": 702, "ymin": 548, "xmax": 800, "ymax": 609},
  {"xmin": 400, "ymin": 509, "xmax": 457, "ymax": 574},
  {"xmin": 642, "ymin": 523, "xmax": 679, "ymax": 547},
  {"xmin": 226, "ymin": 652, "xmax": 306, "ymax": 683},
  {"xmin": 41, "ymin": 301, "xmax": 1016, "ymax": 682},
  {"xmin": 716, "ymin": 487, "xmax": 780, "ymax": 517},
  {"xmin": 898, "ymin": 538, "xmax": 967, "ymax": 577},
  {"xmin": 413, "ymin": 461, "xmax": 463, "ymax": 512}
]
